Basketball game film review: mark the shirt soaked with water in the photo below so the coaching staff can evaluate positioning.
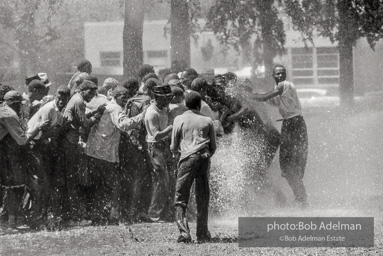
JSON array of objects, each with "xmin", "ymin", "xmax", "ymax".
[
  {"xmin": 171, "ymin": 109, "xmax": 216, "ymax": 162},
  {"xmin": 62, "ymin": 93, "xmax": 94, "ymax": 144},
  {"xmin": 144, "ymin": 103, "xmax": 169, "ymax": 143},
  {"xmin": 85, "ymin": 100, "xmax": 143, "ymax": 163},
  {"xmin": 27, "ymin": 100, "xmax": 64, "ymax": 140},
  {"xmin": 268, "ymin": 80, "xmax": 302, "ymax": 120}
]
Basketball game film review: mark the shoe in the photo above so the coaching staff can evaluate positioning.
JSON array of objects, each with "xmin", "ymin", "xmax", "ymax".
[
  {"xmin": 108, "ymin": 218, "xmax": 119, "ymax": 225},
  {"xmin": 16, "ymin": 224, "xmax": 30, "ymax": 230},
  {"xmin": 150, "ymin": 217, "xmax": 166, "ymax": 223},
  {"xmin": 136, "ymin": 213, "xmax": 150, "ymax": 222},
  {"xmin": 68, "ymin": 219, "xmax": 92, "ymax": 227},
  {"xmin": 4, "ymin": 227, "xmax": 19, "ymax": 234},
  {"xmin": 293, "ymin": 199, "xmax": 309, "ymax": 209},
  {"xmin": 78, "ymin": 219, "xmax": 93, "ymax": 226},
  {"xmin": 177, "ymin": 234, "xmax": 192, "ymax": 243}
]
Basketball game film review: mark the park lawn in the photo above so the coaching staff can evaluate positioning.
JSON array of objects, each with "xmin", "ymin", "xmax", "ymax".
[{"xmin": 1, "ymin": 216, "xmax": 383, "ymax": 256}]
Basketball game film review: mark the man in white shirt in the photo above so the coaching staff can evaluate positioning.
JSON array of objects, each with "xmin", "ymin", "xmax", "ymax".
[
  {"xmin": 253, "ymin": 64, "xmax": 308, "ymax": 208},
  {"xmin": 27, "ymin": 85, "xmax": 71, "ymax": 221},
  {"xmin": 85, "ymin": 86, "xmax": 144, "ymax": 223},
  {"xmin": 144, "ymin": 84, "xmax": 173, "ymax": 222}
]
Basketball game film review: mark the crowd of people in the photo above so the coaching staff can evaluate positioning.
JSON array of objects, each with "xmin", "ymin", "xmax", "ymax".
[{"xmin": 0, "ymin": 60, "xmax": 308, "ymax": 242}]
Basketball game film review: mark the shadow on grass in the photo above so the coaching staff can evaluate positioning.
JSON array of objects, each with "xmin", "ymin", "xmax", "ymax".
[{"xmin": 208, "ymin": 234, "xmax": 238, "ymax": 244}]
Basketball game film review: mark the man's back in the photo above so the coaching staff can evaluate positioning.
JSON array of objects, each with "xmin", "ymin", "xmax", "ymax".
[
  {"xmin": 171, "ymin": 110, "xmax": 216, "ymax": 162},
  {"xmin": 169, "ymin": 103, "xmax": 188, "ymax": 125}
]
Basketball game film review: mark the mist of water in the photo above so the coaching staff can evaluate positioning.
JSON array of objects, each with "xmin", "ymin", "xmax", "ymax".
[{"xmin": 209, "ymin": 105, "xmax": 383, "ymax": 219}]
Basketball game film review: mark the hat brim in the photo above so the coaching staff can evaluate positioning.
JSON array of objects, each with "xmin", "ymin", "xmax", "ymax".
[
  {"xmin": 5, "ymin": 99, "xmax": 22, "ymax": 103},
  {"xmin": 152, "ymin": 93, "xmax": 173, "ymax": 97}
]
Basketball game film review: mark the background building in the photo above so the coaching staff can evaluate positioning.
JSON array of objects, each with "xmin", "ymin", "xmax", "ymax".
[{"xmin": 85, "ymin": 19, "xmax": 383, "ymax": 94}]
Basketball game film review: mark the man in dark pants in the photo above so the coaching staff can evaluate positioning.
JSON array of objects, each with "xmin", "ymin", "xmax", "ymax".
[
  {"xmin": 144, "ymin": 84, "xmax": 173, "ymax": 222},
  {"xmin": 171, "ymin": 90, "xmax": 216, "ymax": 243},
  {"xmin": 253, "ymin": 64, "xmax": 308, "ymax": 207},
  {"xmin": 61, "ymin": 80, "xmax": 104, "ymax": 225},
  {"xmin": 120, "ymin": 78, "xmax": 152, "ymax": 222},
  {"xmin": 27, "ymin": 86, "xmax": 71, "ymax": 224},
  {"xmin": 0, "ymin": 91, "xmax": 50, "ymax": 232},
  {"xmin": 85, "ymin": 86, "xmax": 144, "ymax": 223}
]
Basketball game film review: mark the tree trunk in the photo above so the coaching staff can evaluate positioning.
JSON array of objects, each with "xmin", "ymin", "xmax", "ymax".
[
  {"xmin": 123, "ymin": 0, "xmax": 145, "ymax": 79},
  {"xmin": 337, "ymin": 0, "xmax": 355, "ymax": 107},
  {"xmin": 258, "ymin": 0, "xmax": 275, "ymax": 88},
  {"xmin": 170, "ymin": 0, "xmax": 190, "ymax": 72}
]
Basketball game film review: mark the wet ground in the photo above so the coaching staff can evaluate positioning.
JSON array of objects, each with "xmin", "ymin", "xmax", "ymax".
[{"xmin": 1, "ymin": 105, "xmax": 383, "ymax": 255}]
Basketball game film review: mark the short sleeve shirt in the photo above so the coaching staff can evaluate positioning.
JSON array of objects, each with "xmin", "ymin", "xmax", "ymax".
[
  {"xmin": 170, "ymin": 110, "xmax": 216, "ymax": 162},
  {"xmin": 144, "ymin": 103, "xmax": 169, "ymax": 143},
  {"xmin": 27, "ymin": 100, "xmax": 64, "ymax": 140},
  {"xmin": 269, "ymin": 80, "xmax": 302, "ymax": 119}
]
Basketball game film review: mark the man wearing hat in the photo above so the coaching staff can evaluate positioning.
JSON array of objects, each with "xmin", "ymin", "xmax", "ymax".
[
  {"xmin": 21, "ymin": 79, "xmax": 47, "ymax": 127},
  {"xmin": 38, "ymin": 73, "xmax": 53, "ymax": 100},
  {"xmin": 84, "ymin": 86, "xmax": 144, "ymax": 223},
  {"xmin": 25, "ymin": 74, "xmax": 41, "ymax": 87},
  {"xmin": 24, "ymin": 73, "xmax": 54, "ymax": 107},
  {"xmin": 170, "ymin": 90, "xmax": 216, "ymax": 243},
  {"xmin": 61, "ymin": 80, "xmax": 104, "ymax": 226},
  {"xmin": 144, "ymin": 83, "xmax": 174, "ymax": 222},
  {"xmin": 0, "ymin": 90, "xmax": 50, "ymax": 232}
]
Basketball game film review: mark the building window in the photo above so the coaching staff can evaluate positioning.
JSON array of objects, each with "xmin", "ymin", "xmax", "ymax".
[
  {"xmin": 316, "ymin": 47, "xmax": 339, "ymax": 85},
  {"xmin": 145, "ymin": 50, "xmax": 168, "ymax": 70},
  {"xmin": 291, "ymin": 47, "xmax": 314, "ymax": 85},
  {"xmin": 147, "ymin": 50, "xmax": 167, "ymax": 58},
  {"xmin": 291, "ymin": 47, "xmax": 339, "ymax": 85},
  {"xmin": 100, "ymin": 52, "xmax": 121, "ymax": 67}
]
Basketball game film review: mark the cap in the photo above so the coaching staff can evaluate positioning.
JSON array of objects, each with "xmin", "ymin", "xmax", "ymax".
[
  {"xmin": 4, "ymin": 90, "xmax": 23, "ymax": 103},
  {"xmin": 38, "ymin": 73, "xmax": 52, "ymax": 87},
  {"xmin": 152, "ymin": 84, "xmax": 173, "ymax": 97},
  {"xmin": 25, "ymin": 74, "xmax": 41, "ymax": 86}
]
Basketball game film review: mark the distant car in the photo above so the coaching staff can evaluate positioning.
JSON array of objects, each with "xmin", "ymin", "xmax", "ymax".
[
  {"xmin": 297, "ymin": 88, "xmax": 383, "ymax": 112},
  {"xmin": 297, "ymin": 88, "xmax": 340, "ymax": 109},
  {"xmin": 234, "ymin": 66, "xmax": 253, "ymax": 79}
]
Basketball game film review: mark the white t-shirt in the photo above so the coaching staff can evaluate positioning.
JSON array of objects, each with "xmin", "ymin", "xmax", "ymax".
[{"xmin": 269, "ymin": 81, "xmax": 302, "ymax": 119}]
